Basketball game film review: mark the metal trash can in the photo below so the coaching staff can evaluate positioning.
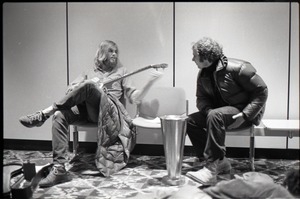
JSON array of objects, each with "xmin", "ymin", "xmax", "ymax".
[{"xmin": 160, "ymin": 115, "xmax": 188, "ymax": 186}]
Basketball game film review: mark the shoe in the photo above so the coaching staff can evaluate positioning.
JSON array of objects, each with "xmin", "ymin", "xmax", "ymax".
[
  {"xmin": 39, "ymin": 164, "xmax": 72, "ymax": 188},
  {"xmin": 186, "ymin": 157, "xmax": 231, "ymax": 185},
  {"xmin": 186, "ymin": 167, "xmax": 216, "ymax": 185},
  {"xmin": 19, "ymin": 111, "xmax": 49, "ymax": 128}
]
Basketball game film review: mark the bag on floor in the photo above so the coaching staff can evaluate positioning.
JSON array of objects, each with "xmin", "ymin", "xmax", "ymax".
[{"xmin": 2, "ymin": 162, "xmax": 52, "ymax": 199}]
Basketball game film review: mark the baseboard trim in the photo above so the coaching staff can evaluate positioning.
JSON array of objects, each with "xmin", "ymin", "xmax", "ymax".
[{"xmin": 4, "ymin": 139, "xmax": 300, "ymax": 159}]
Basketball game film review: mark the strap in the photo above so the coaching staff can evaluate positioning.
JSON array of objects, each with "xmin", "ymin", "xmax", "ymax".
[
  {"xmin": 2, "ymin": 163, "xmax": 23, "ymax": 198},
  {"xmin": 7, "ymin": 163, "xmax": 53, "ymax": 199}
]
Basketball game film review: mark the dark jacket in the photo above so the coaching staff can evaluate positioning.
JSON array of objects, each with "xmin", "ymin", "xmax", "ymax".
[
  {"xmin": 95, "ymin": 92, "xmax": 136, "ymax": 177},
  {"xmin": 196, "ymin": 56, "xmax": 268, "ymax": 125}
]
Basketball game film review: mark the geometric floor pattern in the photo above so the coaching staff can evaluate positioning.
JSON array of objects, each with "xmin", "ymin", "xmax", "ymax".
[{"xmin": 3, "ymin": 149, "xmax": 300, "ymax": 199}]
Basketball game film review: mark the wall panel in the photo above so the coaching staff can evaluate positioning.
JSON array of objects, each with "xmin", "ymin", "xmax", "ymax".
[
  {"xmin": 3, "ymin": 3, "xmax": 67, "ymax": 140},
  {"xmin": 3, "ymin": 3, "xmax": 298, "ymax": 150},
  {"xmin": 288, "ymin": 3, "xmax": 299, "ymax": 149},
  {"xmin": 175, "ymin": 2, "xmax": 291, "ymax": 148},
  {"xmin": 289, "ymin": 3, "xmax": 299, "ymax": 120},
  {"xmin": 67, "ymin": 2, "xmax": 173, "ymax": 142}
]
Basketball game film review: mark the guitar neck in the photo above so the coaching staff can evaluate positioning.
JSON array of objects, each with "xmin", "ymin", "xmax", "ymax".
[{"xmin": 103, "ymin": 65, "xmax": 153, "ymax": 85}]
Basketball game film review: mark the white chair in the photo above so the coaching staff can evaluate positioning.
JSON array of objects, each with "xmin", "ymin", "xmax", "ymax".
[
  {"xmin": 70, "ymin": 86, "xmax": 257, "ymax": 171},
  {"xmin": 71, "ymin": 122, "xmax": 97, "ymax": 155},
  {"xmin": 226, "ymin": 125, "xmax": 256, "ymax": 171},
  {"xmin": 70, "ymin": 87, "xmax": 187, "ymax": 155},
  {"xmin": 132, "ymin": 86, "xmax": 187, "ymax": 129}
]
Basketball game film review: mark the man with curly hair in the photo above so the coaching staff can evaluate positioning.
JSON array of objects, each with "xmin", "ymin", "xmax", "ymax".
[{"xmin": 186, "ymin": 37, "xmax": 268, "ymax": 185}]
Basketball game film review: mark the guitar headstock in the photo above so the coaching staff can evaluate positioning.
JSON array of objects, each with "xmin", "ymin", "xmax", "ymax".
[{"xmin": 151, "ymin": 63, "xmax": 168, "ymax": 69}]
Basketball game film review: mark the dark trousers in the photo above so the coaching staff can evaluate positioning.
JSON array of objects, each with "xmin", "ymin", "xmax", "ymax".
[
  {"xmin": 187, "ymin": 106, "xmax": 252, "ymax": 162},
  {"xmin": 51, "ymin": 80, "xmax": 104, "ymax": 165}
]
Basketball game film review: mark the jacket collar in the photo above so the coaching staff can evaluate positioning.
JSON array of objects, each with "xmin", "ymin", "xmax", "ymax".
[{"xmin": 216, "ymin": 55, "xmax": 228, "ymax": 71}]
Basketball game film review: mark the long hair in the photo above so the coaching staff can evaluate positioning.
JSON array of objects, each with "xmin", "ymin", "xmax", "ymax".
[
  {"xmin": 94, "ymin": 40, "xmax": 119, "ymax": 70},
  {"xmin": 192, "ymin": 37, "xmax": 223, "ymax": 63}
]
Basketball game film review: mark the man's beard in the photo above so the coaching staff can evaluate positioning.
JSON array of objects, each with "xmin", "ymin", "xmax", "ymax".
[{"xmin": 104, "ymin": 58, "xmax": 117, "ymax": 68}]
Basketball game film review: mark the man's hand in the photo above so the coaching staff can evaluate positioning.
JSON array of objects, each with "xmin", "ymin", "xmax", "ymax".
[
  {"xmin": 232, "ymin": 112, "xmax": 243, "ymax": 120},
  {"xmin": 131, "ymin": 69, "xmax": 164, "ymax": 104},
  {"xmin": 228, "ymin": 112, "xmax": 245, "ymax": 130},
  {"xmin": 148, "ymin": 69, "xmax": 163, "ymax": 83}
]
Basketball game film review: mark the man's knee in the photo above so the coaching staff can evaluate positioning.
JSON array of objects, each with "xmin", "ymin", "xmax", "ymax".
[
  {"xmin": 81, "ymin": 80, "xmax": 97, "ymax": 89},
  {"xmin": 52, "ymin": 110, "xmax": 66, "ymax": 122},
  {"xmin": 186, "ymin": 116, "xmax": 200, "ymax": 132},
  {"xmin": 52, "ymin": 111, "xmax": 71, "ymax": 134},
  {"xmin": 186, "ymin": 115, "xmax": 194, "ymax": 126},
  {"xmin": 82, "ymin": 80, "xmax": 105, "ymax": 94},
  {"xmin": 207, "ymin": 109, "xmax": 223, "ymax": 122},
  {"xmin": 187, "ymin": 112, "xmax": 207, "ymax": 130}
]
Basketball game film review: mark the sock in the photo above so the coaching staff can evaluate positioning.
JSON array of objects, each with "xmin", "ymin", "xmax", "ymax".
[{"xmin": 42, "ymin": 106, "xmax": 55, "ymax": 117}]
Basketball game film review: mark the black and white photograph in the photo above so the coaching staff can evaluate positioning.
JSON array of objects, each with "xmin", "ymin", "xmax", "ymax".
[{"xmin": 2, "ymin": 2, "xmax": 299, "ymax": 199}]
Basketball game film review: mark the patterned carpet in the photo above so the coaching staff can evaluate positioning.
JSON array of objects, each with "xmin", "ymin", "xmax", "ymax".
[{"xmin": 3, "ymin": 149, "xmax": 300, "ymax": 199}]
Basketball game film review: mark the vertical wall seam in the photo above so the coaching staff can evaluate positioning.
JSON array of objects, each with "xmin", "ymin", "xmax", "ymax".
[
  {"xmin": 66, "ymin": 2, "xmax": 70, "ymax": 86},
  {"xmin": 173, "ymin": 2, "xmax": 175, "ymax": 87},
  {"xmin": 287, "ymin": 2, "xmax": 291, "ymax": 120},
  {"xmin": 286, "ymin": 2, "xmax": 292, "ymax": 149}
]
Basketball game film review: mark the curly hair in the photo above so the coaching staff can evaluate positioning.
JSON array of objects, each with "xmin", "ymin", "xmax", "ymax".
[
  {"xmin": 192, "ymin": 37, "xmax": 223, "ymax": 63},
  {"xmin": 94, "ymin": 40, "xmax": 119, "ymax": 69},
  {"xmin": 283, "ymin": 168, "xmax": 300, "ymax": 196}
]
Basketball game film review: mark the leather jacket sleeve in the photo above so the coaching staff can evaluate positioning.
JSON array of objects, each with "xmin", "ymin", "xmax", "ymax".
[
  {"xmin": 237, "ymin": 63, "xmax": 268, "ymax": 121},
  {"xmin": 196, "ymin": 70, "xmax": 213, "ymax": 116}
]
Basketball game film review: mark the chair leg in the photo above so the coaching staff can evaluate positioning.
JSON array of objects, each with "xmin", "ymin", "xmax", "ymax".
[
  {"xmin": 73, "ymin": 126, "xmax": 79, "ymax": 155},
  {"xmin": 249, "ymin": 125, "xmax": 255, "ymax": 171}
]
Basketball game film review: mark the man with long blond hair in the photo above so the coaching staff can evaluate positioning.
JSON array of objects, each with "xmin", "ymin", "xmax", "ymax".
[{"xmin": 19, "ymin": 40, "xmax": 163, "ymax": 187}]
